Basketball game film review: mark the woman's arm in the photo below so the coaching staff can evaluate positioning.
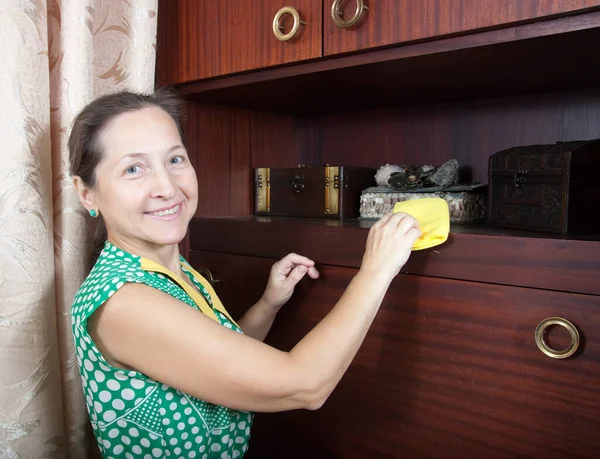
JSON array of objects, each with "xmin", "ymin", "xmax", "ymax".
[
  {"xmin": 88, "ymin": 212, "xmax": 420, "ymax": 413},
  {"xmin": 236, "ymin": 254, "xmax": 320, "ymax": 341},
  {"xmin": 235, "ymin": 297, "xmax": 279, "ymax": 342}
]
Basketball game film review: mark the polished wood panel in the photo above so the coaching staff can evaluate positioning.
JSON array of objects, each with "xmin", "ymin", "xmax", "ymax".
[
  {"xmin": 188, "ymin": 250, "xmax": 600, "ymax": 459},
  {"xmin": 186, "ymin": 103, "xmax": 253, "ymax": 217},
  {"xmin": 178, "ymin": 13, "xmax": 600, "ymax": 115},
  {"xmin": 324, "ymin": 0, "xmax": 600, "ymax": 55},
  {"xmin": 185, "ymin": 103, "xmax": 316, "ymax": 219},
  {"xmin": 250, "ymin": 112, "xmax": 318, "ymax": 168},
  {"xmin": 156, "ymin": 0, "xmax": 179, "ymax": 87},
  {"xmin": 189, "ymin": 217, "xmax": 600, "ymax": 296},
  {"xmin": 315, "ymin": 89, "xmax": 600, "ymax": 184},
  {"xmin": 157, "ymin": 0, "xmax": 322, "ymax": 84}
]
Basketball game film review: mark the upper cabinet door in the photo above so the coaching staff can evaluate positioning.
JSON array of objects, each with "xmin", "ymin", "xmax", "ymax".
[
  {"xmin": 157, "ymin": 0, "xmax": 322, "ymax": 85},
  {"xmin": 323, "ymin": 0, "xmax": 600, "ymax": 56}
]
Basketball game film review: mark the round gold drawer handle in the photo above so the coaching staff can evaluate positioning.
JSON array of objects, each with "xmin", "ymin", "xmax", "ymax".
[
  {"xmin": 534, "ymin": 317, "xmax": 580, "ymax": 359},
  {"xmin": 331, "ymin": 0, "xmax": 369, "ymax": 29},
  {"xmin": 272, "ymin": 6, "xmax": 306, "ymax": 42}
]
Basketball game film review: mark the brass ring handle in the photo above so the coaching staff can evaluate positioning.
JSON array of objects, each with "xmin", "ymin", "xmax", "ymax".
[
  {"xmin": 272, "ymin": 6, "xmax": 306, "ymax": 42},
  {"xmin": 291, "ymin": 174, "xmax": 305, "ymax": 194},
  {"xmin": 331, "ymin": 0, "xmax": 369, "ymax": 29},
  {"xmin": 196, "ymin": 267, "xmax": 220, "ymax": 285},
  {"xmin": 534, "ymin": 317, "xmax": 580, "ymax": 359}
]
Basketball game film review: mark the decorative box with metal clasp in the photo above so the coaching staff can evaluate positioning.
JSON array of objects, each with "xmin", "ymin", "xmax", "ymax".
[
  {"xmin": 254, "ymin": 165, "xmax": 376, "ymax": 219},
  {"xmin": 487, "ymin": 139, "xmax": 600, "ymax": 233}
]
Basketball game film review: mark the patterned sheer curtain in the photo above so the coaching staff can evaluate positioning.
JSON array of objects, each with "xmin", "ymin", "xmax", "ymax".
[{"xmin": 0, "ymin": 1, "xmax": 158, "ymax": 457}]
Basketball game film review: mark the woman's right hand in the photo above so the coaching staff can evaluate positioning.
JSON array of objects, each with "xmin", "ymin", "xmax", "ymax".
[{"xmin": 360, "ymin": 212, "xmax": 422, "ymax": 281}]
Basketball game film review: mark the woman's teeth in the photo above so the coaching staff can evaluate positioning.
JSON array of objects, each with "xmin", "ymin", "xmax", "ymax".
[{"xmin": 149, "ymin": 205, "xmax": 179, "ymax": 217}]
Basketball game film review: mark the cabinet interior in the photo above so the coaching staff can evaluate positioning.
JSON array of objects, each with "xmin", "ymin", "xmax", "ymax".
[{"xmin": 185, "ymin": 87, "xmax": 600, "ymax": 239}]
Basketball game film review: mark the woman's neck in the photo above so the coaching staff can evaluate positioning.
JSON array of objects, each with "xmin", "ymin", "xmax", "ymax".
[{"xmin": 107, "ymin": 232, "xmax": 183, "ymax": 276}]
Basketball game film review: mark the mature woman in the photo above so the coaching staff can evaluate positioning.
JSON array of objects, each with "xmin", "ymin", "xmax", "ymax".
[{"xmin": 70, "ymin": 88, "xmax": 421, "ymax": 458}]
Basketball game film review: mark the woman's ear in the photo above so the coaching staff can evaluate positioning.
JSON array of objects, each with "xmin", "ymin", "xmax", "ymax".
[{"xmin": 72, "ymin": 176, "xmax": 97, "ymax": 214}]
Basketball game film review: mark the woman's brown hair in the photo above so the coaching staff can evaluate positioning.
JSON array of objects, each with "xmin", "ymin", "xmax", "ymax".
[{"xmin": 68, "ymin": 87, "xmax": 186, "ymax": 266}]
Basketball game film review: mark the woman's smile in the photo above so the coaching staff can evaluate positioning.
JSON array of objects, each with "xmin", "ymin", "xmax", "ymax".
[{"xmin": 144, "ymin": 202, "xmax": 182, "ymax": 220}]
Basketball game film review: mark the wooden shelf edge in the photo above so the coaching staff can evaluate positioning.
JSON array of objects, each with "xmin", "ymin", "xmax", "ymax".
[{"xmin": 188, "ymin": 216, "xmax": 600, "ymax": 296}]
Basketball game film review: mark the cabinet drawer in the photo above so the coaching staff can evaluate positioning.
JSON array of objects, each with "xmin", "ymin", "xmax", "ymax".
[
  {"xmin": 190, "ymin": 250, "xmax": 600, "ymax": 458},
  {"xmin": 324, "ymin": 0, "xmax": 600, "ymax": 56},
  {"xmin": 157, "ymin": 0, "xmax": 322, "ymax": 84}
]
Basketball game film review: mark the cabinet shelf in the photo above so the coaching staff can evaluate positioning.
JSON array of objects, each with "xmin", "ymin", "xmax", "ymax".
[
  {"xmin": 189, "ymin": 216, "xmax": 600, "ymax": 296},
  {"xmin": 178, "ymin": 12, "xmax": 600, "ymax": 115}
]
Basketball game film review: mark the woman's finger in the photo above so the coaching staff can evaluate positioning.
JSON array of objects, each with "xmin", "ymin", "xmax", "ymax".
[
  {"xmin": 379, "ymin": 212, "xmax": 394, "ymax": 223},
  {"xmin": 278, "ymin": 253, "xmax": 315, "ymax": 269},
  {"xmin": 397, "ymin": 214, "xmax": 418, "ymax": 235},
  {"xmin": 307, "ymin": 266, "xmax": 320, "ymax": 279},
  {"xmin": 272, "ymin": 254, "xmax": 315, "ymax": 278},
  {"xmin": 282, "ymin": 264, "xmax": 308, "ymax": 287}
]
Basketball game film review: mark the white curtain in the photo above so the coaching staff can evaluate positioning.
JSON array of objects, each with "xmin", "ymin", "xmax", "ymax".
[{"xmin": 0, "ymin": 1, "xmax": 158, "ymax": 456}]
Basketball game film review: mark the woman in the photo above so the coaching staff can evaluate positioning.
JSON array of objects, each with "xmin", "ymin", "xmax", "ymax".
[{"xmin": 70, "ymin": 88, "xmax": 421, "ymax": 458}]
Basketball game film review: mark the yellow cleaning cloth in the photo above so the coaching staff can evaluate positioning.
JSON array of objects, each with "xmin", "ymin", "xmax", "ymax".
[{"xmin": 392, "ymin": 197, "xmax": 450, "ymax": 250}]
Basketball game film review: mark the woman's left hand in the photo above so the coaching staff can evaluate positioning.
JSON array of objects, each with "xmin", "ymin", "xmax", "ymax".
[{"xmin": 261, "ymin": 253, "xmax": 320, "ymax": 310}]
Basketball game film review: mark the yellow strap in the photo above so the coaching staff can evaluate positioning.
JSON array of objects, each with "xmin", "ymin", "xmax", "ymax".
[
  {"xmin": 180, "ymin": 262, "xmax": 240, "ymax": 328},
  {"xmin": 139, "ymin": 257, "xmax": 239, "ymax": 329}
]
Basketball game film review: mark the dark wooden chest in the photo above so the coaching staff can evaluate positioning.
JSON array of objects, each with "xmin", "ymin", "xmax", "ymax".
[
  {"xmin": 487, "ymin": 139, "xmax": 600, "ymax": 233},
  {"xmin": 254, "ymin": 165, "xmax": 376, "ymax": 219}
]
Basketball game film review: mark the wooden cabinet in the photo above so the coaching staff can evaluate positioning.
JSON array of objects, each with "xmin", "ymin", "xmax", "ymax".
[
  {"xmin": 323, "ymin": 0, "xmax": 600, "ymax": 56},
  {"xmin": 157, "ymin": 3, "xmax": 600, "ymax": 457},
  {"xmin": 157, "ymin": 0, "xmax": 600, "ymax": 85},
  {"xmin": 189, "ymin": 250, "xmax": 600, "ymax": 458},
  {"xmin": 156, "ymin": 0, "xmax": 322, "ymax": 85}
]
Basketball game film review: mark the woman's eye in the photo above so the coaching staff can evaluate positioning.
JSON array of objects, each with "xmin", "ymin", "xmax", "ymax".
[
  {"xmin": 125, "ymin": 165, "xmax": 141, "ymax": 175},
  {"xmin": 169, "ymin": 156, "xmax": 184, "ymax": 165}
]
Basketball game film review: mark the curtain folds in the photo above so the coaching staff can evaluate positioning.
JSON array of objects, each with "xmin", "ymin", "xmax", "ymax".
[{"xmin": 0, "ymin": 1, "xmax": 158, "ymax": 456}]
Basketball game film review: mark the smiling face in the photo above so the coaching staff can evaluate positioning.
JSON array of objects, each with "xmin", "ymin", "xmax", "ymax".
[{"xmin": 82, "ymin": 105, "xmax": 198, "ymax": 251}]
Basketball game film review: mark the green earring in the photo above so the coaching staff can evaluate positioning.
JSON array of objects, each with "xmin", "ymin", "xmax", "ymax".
[{"xmin": 89, "ymin": 209, "xmax": 97, "ymax": 218}]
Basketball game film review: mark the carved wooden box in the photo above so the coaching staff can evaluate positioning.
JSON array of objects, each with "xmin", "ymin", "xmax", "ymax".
[{"xmin": 488, "ymin": 139, "xmax": 600, "ymax": 233}]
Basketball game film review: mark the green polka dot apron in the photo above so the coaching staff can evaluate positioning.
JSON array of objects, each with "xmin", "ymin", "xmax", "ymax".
[{"xmin": 71, "ymin": 241, "xmax": 253, "ymax": 458}]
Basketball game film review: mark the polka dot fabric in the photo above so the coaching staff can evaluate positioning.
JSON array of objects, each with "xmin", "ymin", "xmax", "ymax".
[{"xmin": 71, "ymin": 241, "xmax": 253, "ymax": 458}]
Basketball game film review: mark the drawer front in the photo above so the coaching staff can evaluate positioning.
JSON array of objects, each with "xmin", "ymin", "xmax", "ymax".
[
  {"xmin": 157, "ymin": 0, "xmax": 323, "ymax": 84},
  {"xmin": 190, "ymin": 250, "xmax": 600, "ymax": 459},
  {"xmin": 324, "ymin": 0, "xmax": 600, "ymax": 56}
]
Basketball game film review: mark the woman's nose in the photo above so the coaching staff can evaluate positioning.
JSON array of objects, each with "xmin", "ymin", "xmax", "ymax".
[{"xmin": 150, "ymin": 168, "xmax": 176, "ymax": 199}]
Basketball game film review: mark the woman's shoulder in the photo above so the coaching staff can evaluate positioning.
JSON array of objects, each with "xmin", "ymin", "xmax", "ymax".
[
  {"xmin": 85, "ymin": 242, "xmax": 145, "ymax": 285},
  {"xmin": 72, "ymin": 242, "xmax": 199, "ymax": 322},
  {"xmin": 72, "ymin": 242, "xmax": 147, "ymax": 319}
]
